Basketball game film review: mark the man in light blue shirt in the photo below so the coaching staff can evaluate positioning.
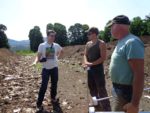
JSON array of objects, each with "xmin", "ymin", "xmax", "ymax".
[{"xmin": 107, "ymin": 15, "xmax": 144, "ymax": 113}]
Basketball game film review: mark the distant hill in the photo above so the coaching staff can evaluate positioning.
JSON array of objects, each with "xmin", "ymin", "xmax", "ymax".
[{"xmin": 8, "ymin": 39, "xmax": 30, "ymax": 51}]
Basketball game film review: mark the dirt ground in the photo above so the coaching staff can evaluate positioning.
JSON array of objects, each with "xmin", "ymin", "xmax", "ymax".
[{"xmin": 0, "ymin": 36, "xmax": 150, "ymax": 113}]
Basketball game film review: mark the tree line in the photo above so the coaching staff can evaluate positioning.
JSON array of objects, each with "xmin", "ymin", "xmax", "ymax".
[
  {"xmin": 0, "ymin": 14, "xmax": 150, "ymax": 51},
  {"xmin": 100, "ymin": 15, "xmax": 150, "ymax": 43},
  {"xmin": 0, "ymin": 24, "xmax": 9, "ymax": 49},
  {"xmin": 29, "ymin": 23, "xmax": 89, "ymax": 52}
]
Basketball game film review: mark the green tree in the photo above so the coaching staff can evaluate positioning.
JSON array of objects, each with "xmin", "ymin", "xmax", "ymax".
[
  {"xmin": 46, "ymin": 23, "xmax": 54, "ymax": 31},
  {"xmin": 141, "ymin": 20, "xmax": 150, "ymax": 35},
  {"xmin": 54, "ymin": 23, "xmax": 67, "ymax": 47},
  {"xmin": 147, "ymin": 22, "xmax": 150, "ymax": 35},
  {"xmin": 82, "ymin": 24, "xmax": 89, "ymax": 44},
  {"xmin": 46, "ymin": 23, "xmax": 68, "ymax": 46},
  {"xmin": 99, "ymin": 30, "xmax": 105, "ymax": 40},
  {"xmin": 28, "ymin": 26, "xmax": 43, "ymax": 52},
  {"xmin": 130, "ymin": 17, "xmax": 143, "ymax": 36},
  {"xmin": 0, "ymin": 24, "xmax": 10, "ymax": 49},
  {"xmin": 68, "ymin": 23, "xmax": 89, "ymax": 45},
  {"xmin": 145, "ymin": 14, "xmax": 150, "ymax": 35},
  {"xmin": 103, "ymin": 27, "xmax": 112, "ymax": 42},
  {"xmin": 100, "ymin": 20, "xmax": 112, "ymax": 42}
]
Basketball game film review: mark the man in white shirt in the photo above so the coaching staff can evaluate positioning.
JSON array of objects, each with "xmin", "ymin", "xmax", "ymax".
[{"xmin": 33, "ymin": 30, "xmax": 63, "ymax": 111}]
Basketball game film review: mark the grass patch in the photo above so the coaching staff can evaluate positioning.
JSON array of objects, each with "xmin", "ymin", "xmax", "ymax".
[
  {"xmin": 16, "ymin": 50, "xmax": 35, "ymax": 56},
  {"xmin": 35, "ymin": 63, "xmax": 42, "ymax": 72}
]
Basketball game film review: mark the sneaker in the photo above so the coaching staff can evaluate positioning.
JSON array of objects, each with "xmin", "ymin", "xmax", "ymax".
[
  {"xmin": 36, "ymin": 105, "xmax": 43, "ymax": 112},
  {"xmin": 89, "ymin": 102, "xmax": 94, "ymax": 107},
  {"xmin": 51, "ymin": 98, "xmax": 59, "ymax": 104},
  {"xmin": 88, "ymin": 100, "xmax": 94, "ymax": 107},
  {"xmin": 95, "ymin": 104, "xmax": 103, "ymax": 111}
]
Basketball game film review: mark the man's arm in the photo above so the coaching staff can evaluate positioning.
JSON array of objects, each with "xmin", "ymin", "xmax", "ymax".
[
  {"xmin": 123, "ymin": 59, "xmax": 144, "ymax": 113},
  {"xmin": 83, "ymin": 47, "xmax": 88, "ymax": 65},
  {"xmin": 83, "ymin": 47, "xmax": 88, "ymax": 64},
  {"xmin": 57, "ymin": 48, "xmax": 63, "ymax": 59},
  {"xmin": 91, "ymin": 42, "xmax": 106, "ymax": 66},
  {"xmin": 129, "ymin": 59, "xmax": 144, "ymax": 106},
  {"xmin": 32, "ymin": 52, "xmax": 42, "ymax": 65},
  {"xmin": 83, "ymin": 45, "xmax": 92, "ymax": 67}
]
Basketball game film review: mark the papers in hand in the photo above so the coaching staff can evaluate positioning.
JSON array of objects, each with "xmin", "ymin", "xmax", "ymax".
[
  {"xmin": 29, "ymin": 62, "xmax": 37, "ymax": 67},
  {"xmin": 144, "ymin": 95, "xmax": 150, "ymax": 99},
  {"xmin": 87, "ymin": 67, "xmax": 90, "ymax": 71}
]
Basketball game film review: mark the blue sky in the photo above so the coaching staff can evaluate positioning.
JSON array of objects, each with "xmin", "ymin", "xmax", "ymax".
[{"xmin": 0, "ymin": 0, "xmax": 150, "ymax": 41}]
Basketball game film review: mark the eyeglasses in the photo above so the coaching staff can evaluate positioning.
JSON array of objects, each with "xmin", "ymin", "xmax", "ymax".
[
  {"xmin": 49, "ymin": 35, "xmax": 55, "ymax": 37},
  {"xmin": 87, "ymin": 32, "xmax": 93, "ymax": 36}
]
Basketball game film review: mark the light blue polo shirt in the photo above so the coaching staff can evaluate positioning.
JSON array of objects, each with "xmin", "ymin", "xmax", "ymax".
[{"xmin": 109, "ymin": 34, "xmax": 144, "ymax": 85}]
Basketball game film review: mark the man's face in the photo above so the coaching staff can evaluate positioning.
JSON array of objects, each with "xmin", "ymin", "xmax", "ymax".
[
  {"xmin": 110, "ymin": 24, "xmax": 120, "ymax": 39},
  {"xmin": 87, "ymin": 32, "xmax": 96, "ymax": 41},
  {"xmin": 47, "ymin": 33, "xmax": 56, "ymax": 42}
]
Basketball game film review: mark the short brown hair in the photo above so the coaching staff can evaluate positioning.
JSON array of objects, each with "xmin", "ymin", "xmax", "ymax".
[
  {"xmin": 87, "ymin": 27, "xmax": 99, "ymax": 36},
  {"xmin": 46, "ymin": 30, "xmax": 56, "ymax": 36}
]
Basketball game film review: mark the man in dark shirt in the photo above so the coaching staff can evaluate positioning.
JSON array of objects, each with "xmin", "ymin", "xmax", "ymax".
[{"xmin": 83, "ymin": 27, "xmax": 111, "ymax": 111}]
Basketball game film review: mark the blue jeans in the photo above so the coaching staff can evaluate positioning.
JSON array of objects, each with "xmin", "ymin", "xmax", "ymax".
[
  {"xmin": 37, "ymin": 67, "xmax": 58, "ymax": 107},
  {"xmin": 112, "ymin": 84, "xmax": 132, "ymax": 111}
]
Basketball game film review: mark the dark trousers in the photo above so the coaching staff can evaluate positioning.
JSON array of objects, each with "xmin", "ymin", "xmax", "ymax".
[
  {"xmin": 37, "ymin": 67, "xmax": 58, "ymax": 107},
  {"xmin": 88, "ymin": 65, "xmax": 111, "ymax": 111}
]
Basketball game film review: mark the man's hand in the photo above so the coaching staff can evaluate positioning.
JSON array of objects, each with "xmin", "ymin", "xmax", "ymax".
[
  {"xmin": 85, "ymin": 62, "xmax": 93, "ymax": 67},
  {"xmin": 123, "ymin": 103, "xmax": 139, "ymax": 113},
  {"xmin": 82, "ymin": 61, "xmax": 93, "ymax": 70},
  {"xmin": 57, "ymin": 49, "xmax": 63, "ymax": 59},
  {"xmin": 29, "ymin": 61, "xmax": 38, "ymax": 67},
  {"xmin": 82, "ymin": 63, "xmax": 88, "ymax": 68}
]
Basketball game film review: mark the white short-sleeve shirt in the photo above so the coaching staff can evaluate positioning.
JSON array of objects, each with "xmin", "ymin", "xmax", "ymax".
[{"xmin": 38, "ymin": 42, "xmax": 62, "ymax": 69}]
